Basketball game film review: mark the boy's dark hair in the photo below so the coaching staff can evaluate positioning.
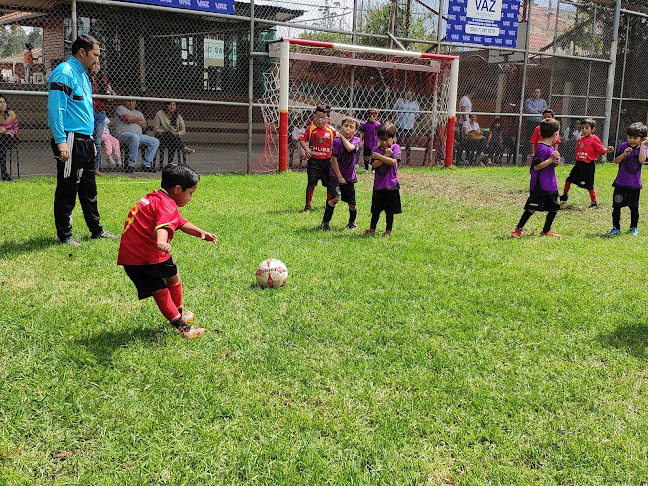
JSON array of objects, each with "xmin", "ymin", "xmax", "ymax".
[
  {"xmin": 581, "ymin": 118, "xmax": 596, "ymax": 129},
  {"xmin": 72, "ymin": 34, "xmax": 100, "ymax": 55},
  {"xmin": 315, "ymin": 104, "xmax": 331, "ymax": 116},
  {"xmin": 627, "ymin": 122, "xmax": 648, "ymax": 138},
  {"xmin": 377, "ymin": 122, "xmax": 397, "ymax": 139},
  {"xmin": 542, "ymin": 109, "xmax": 555, "ymax": 116},
  {"xmin": 161, "ymin": 164, "xmax": 200, "ymax": 190},
  {"xmin": 539, "ymin": 118, "xmax": 560, "ymax": 139},
  {"xmin": 340, "ymin": 116, "xmax": 358, "ymax": 129}
]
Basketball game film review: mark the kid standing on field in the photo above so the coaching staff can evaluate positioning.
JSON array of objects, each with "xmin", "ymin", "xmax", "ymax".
[
  {"xmin": 300, "ymin": 104, "xmax": 336, "ymax": 212},
  {"xmin": 359, "ymin": 108, "xmax": 381, "ymax": 171},
  {"xmin": 511, "ymin": 118, "xmax": 562, "ymax": 238},
  {"xmin": 531, "ymin": 109, "xmax": 561, "ymax": 156},
  {"xmin": 560, "ymin": 118, "xmax": 614, "ymax": 209},
  {"xmin": 609, "ymin": 122, "xmax": 648, "ymax": 236},
  {"xmin": 365, "ymin": 122, "xmax": 402, "ymax": 237},
  {"xmin": 321, "ymin": 116, "xmax": 361, "ymax": 231},
  {"xmin": 117, "ymin": 164, "xmax": 218, "ymax": 339}
]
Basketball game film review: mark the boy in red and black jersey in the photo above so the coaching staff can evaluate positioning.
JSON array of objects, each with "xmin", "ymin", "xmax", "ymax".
[
  {"xmin": 117, "ymin": 164, "xmax": 217, "ymax": 339},
  {"xmin": 299, "ymin": 104, "xmax": 337, "ymax": 212}
]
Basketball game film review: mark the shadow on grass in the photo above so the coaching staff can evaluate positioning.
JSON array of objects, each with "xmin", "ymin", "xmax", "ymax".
[
  {"xmin": 599, "ymin": 322, "xmax": 648, "ymax": 359},
  {"xmin": 75, "ymin": 324, "xmax": 166, "ymax": 365},
  {"xmin": 0, "ymin": 235, "xmax": 59, "ymax": 257}
]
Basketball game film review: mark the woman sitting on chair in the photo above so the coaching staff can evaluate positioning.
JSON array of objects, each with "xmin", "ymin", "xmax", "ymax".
[
  {"xmin": 0, "ymin": 95, "xmax": 18, "ymax": 181},
  {"xmin": 153, "ymin": 101, "xmax": 194, "ymax": 160}
]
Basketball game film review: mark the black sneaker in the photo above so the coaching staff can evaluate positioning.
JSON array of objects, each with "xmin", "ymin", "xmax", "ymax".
[
  {"xmin": 92, "ymin": 229, "xmax": 118, "ymax": 239},
  {"xmin": 588, "ymin": 202, "xmax": 599, "ymax": 209},
  {"xmin": 559, "ymin": 193, "xmax": 568, "ymax": 203},
  {"xmin": 320, "ymin": 221, "xmax": 330, "ymax": 232},
  {"xmin": 348, "ymin": 220, "xmax": 358, "ymax": 229},
  {"xmin": 303, "ymin": 205, "xmax": 312, "ymax": 212},
  {"xmin": 124, "ymin": 165, "xmax": 134, "ymax": 174},
  {"xmin": 60, "ymin": 237, "xmax": 81, "ymax": 247}
]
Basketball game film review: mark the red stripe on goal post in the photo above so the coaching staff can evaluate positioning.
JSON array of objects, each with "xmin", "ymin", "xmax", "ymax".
[{"xmin": 278, "ymin": 110, "xmax": 288, "ymax": 172}]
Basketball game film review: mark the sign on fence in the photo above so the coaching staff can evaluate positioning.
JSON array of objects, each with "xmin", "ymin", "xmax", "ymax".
[
  {"xmin": 120, "ymin": 0, "xmax": 234, "ymax": 15},
  {"xmin": 446, "ymin": 0, "xmax": 521, "ymax": 47}
]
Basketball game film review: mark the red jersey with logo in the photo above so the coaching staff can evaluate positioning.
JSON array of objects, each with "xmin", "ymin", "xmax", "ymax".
[
  {"xmin": 300, "ymin": 124, "xmax": 337, "ymax": 159},
  {"xmin": 531, "ymin": 125, "xmax": 561, "ymax": 145},
  {"xmin": 117, "ymin": 189, "xmax": 188, "ymax": 266},
  {"xmin": 576, "ymin": 135, "xmax": 606, "ymax": 163}
]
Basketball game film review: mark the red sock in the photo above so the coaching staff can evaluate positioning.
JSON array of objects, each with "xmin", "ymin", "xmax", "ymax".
[
  {"xmin": 563, "ymin": 181, "xmax": 571, "ymax": 194},
  {"xmin": 152, "ymin": 288, "xmax": 181, "ymax": 322},
  {"xmin": 168, "ymin": 281, "xmax": 183, "ymax": 310},
  {"xmin": 588, "ymin": 189, "xmax": 597, "ymax": 202},
  {"xmin": 306, "ymin": 185, "xmax": 316, "ymax": 206}
]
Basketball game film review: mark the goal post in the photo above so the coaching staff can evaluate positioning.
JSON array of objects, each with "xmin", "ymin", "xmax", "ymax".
[{"xmin": 254, "ymin": 38, "xmax": 460, "ymax": 173}]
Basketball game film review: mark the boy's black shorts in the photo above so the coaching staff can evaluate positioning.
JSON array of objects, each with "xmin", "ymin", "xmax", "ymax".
[
  {"xmin": 363, "ymin": 146, "xmax": 374, "ymax": 158},
  {"xmin": 307, "ymin": 157, "xmax": 331, "ymax": 186},
  {"xmin": 524, "ymin": 193, "xmax": 560, "ymax": 212},
  {"xmin": 566, "ymin": 160, "xmax": 596, "ymax": 189},
  {"xmin": 371, "ymin": 188, "xmax": 402, "ymax": 214},
  {"xmin": 612, "ymin": 186, "xmax": 641, "ymax": 208},
  {"xmin": 328, "ymin": 179, "xmax": 357, "ymax": 206},
  {"xmin": 123, "ymin": 256, "xmax": 178, "ymax": 300}
]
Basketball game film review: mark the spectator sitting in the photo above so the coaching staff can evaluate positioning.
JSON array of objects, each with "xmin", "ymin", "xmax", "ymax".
[
  {"xmin": 102, "ymin": 117, "xmax": 121, "ymax": 169},
  {"xmin": 486, "ymin": 117, "xmax": 504, "ymax": 165},
  {"xmin": 462, "ymin": 114, "xmax": 484, "ymax": 165},
  {"xmin": 153, "ymin": 101, "xmax": 195, "ymax": 158},
  {"xmin": 0, "ymin": 95, "xmax": 18, "ymax": 181},
  {"xmin": 114, "ymin": 99, "xmax": 159, "ymax": 173}
]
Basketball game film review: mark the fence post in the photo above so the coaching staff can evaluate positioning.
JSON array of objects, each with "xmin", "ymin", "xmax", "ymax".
[
  {"xmin": 602, "ymin": 0, "xmax": 621, "ymax": 145},
  {"xmin": 278, "ymin": 40, "xmax": 290, "ymax": 172},
  {"xmin": 445, "ymin": 57, "xmax": 459, "ymax": 168}
]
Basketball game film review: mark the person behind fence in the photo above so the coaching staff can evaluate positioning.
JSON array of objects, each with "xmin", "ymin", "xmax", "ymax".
[
  {"xmin": 359, "ymin": 108, "xmax": 380, "ymax": 172},
  {"xmin": 299, "ymin": 104, "xmax": 336, "ymax": 212},
  {"xmin": 90, "ymin": 60, "xmax": 116, "ymax": 173},
  {"xmin": 102, "ymin": 117, "xmax": 121, "ymax": 168},
  {"xmin": 23, "ymin": 43, "xmax": 35, "ymax": 84},
  {"xmin": 153, "ymin": 101, "xmax": 195, "ymax": 160},
  {"xmin": 511, "ymin": 118, "xmax": 562, "ymax": 239},
  {"xmin": 462, "ymin": 114, "xmax": 484, "ymax": 165},
  {"xmin": 117, "ymin": 164, "xmax": 217, "ymax": 339},
  {"xmin": 321, "ymin": 116, "xmax": 361, "ymax": 232},
  {"xmin": 559, "ymin": 118, "xmax": 614, "ymax": 209},
  {"xmin": 114, "ymin": 98, "xmax": 159, "ymax": 173},
  {"xmin": 609, "ymin": 122, "xmax": 648, "ymax": 236},
  {"xmin": 486, "ymin": 117, "xmax": 504, "ymax": 165},
  {"xmin": 393, "ymin": 88, "xmax": 420, "ymax": 165},
  {"xmin": 531, "ymin": 109, "xmax": 560, "ymax": 156},
  {"xmin": 522, "ymin": 88, "xmax": 548, "ymax": 162},
  {"xmin": 47, "ymin": 34, "xmax": 116, "ymax": 246},
  {"xmin": 365, "ymin": 122, "xmax": 401, "ymax": 237},
  {"xmin": 0, "ymin": 95, "xmax": 18, "ymax": 181},
  {"xmin": 289, "ymin": 118, "xmax": 306, "ymax": 168}
]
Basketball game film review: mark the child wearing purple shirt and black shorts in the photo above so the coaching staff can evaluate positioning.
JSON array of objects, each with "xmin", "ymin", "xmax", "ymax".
[
  {"xmin": 365, "ymin": 122, "xmax": 401, "ymax": 237},
  {"xmin": 609, "ymin": 122, "xmax": 648, "ymax": 236},
  {"xmin": 511, "ymin": 118, "xmax": 562, "ymax": 238},
  {"xmin": 359, "ymin": 108, "xmax": 380, "ymax": 172}
]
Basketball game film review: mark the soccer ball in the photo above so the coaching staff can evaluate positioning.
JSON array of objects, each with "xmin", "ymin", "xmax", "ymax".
[{"xmin": 255, "ymin": 258, "xmax": 288, "ymax": 288}]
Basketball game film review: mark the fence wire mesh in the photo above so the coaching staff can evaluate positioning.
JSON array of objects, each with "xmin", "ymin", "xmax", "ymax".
[{"xmin": 0, "ymin": 0, "xmax": 645, "ymax": 178}]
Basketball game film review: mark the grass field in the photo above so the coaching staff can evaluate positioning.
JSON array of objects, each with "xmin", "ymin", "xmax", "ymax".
[{"xmin": 1, "ymin": 164, "xmax": 648, "ymax": 485}]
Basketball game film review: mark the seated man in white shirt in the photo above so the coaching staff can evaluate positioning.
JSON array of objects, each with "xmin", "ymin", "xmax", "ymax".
[{"xmin": 114, "ymin": 99, "xmax": 159, "ymax": 173}]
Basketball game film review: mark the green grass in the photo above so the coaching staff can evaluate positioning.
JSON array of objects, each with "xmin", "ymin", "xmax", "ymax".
[{"xmin": 1, "ymin": 164, "xmax": 648, "ymax": 485}]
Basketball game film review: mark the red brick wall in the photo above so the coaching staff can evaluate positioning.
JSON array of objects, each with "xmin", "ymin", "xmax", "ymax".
[{"xmin": 43, "ymin": 14, "xmax": 64, "ymax": 75}]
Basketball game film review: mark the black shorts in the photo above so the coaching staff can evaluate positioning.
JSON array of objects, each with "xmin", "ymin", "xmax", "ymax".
[
  {"xmin": 363, "ymin": 146, "xmax": 374, "ymax": 158},
  {"xmin": 328, "ymin": 179, "xmax": 357, "ymax": 205},
  {"xmin": 566, "ymin": 160, "xmax": 596, "ymax": 189},
  {"xmin": 371, "ymin": 188, "xmax": 402, "ymax": 214},
  {"xmin": 307, "ymin": 158, "xmax": 331, "ymax": 186},
  {"xmin": 123, "ymin": 256, "xmax": 178, "ymax": 300},
  {"xmin": 524, "ymin": 193, "xmax": 560, "ymax": 212},
  {"xmin": 612, "ymin": 186, "xmax": 641, "ymax": 208}
]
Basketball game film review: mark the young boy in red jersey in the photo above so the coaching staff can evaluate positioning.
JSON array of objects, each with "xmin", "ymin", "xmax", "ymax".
[
  {"xmin": 299, "ymin": 104, "xmax": 336, "ymax": 212},
  {"xmin": 531, "ymin": 109, "xmax": 560, "ymax": 156},
  {"xmin": 117, "ymin": 164, "xmax": 217, "ymax": 339},
  {"xmin": 560, "ymin": 118, "xmax": 613, "ymax": 209}
]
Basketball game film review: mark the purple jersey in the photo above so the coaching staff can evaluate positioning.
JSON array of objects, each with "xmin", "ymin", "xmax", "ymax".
[
  {"xmin": 360, "ymin": 121, "xmax": 381, "ymax": 152},
  {"xmin": 530, "ymin": 143, "xmax": 558, "ymax": 194},
  {"xmin": 613, "ymin": 142, "xmax": 646, "ymax": 189},
  {"xmin": 372, "ymin": 143, "xmax": 401, "ymax": 190},
  {"xmin": 330, "ymin": 136, "xmax": 361, "ymax": 182}
]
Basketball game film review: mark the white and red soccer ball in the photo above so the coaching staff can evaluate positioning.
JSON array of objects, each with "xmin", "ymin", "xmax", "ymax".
[{"xmin": 255, "ymin": 258, "xmax": 288, "ymax": 288}]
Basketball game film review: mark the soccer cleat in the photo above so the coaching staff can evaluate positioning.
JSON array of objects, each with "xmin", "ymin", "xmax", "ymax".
[
  {"xmin": 540, "ymin": 230, "xmax": 562, "ymax": 237},
  {"xmin": 181, "ymin": 310, "xmax": 194, "ymax": 323},
  {"xmin": 364, "ymin": 228, "xmax": 375, "ymax": 235},
  {"xmin": 348, "ymin": 220, "xmax": 358, "ymax": 229},
  {"xmin": 559, "ymin": 193, "xmax": 568, "ymax": 203},
  {"xmin": 630, "ymin": 227, "xmax": 639, "ymax": 236},
  {"xmin": 91, "ymin": 229, "xmax": 118, "ymax": 239},
  {"xmin": 510, "ymin": 228, "xmax": 522, "ymax": 238},
  {"xmin": 178, "ymin": 325, "xmax": 205, "ymax": 339},
  {"xmin": 303, "ymin": 205, "xmax": 312, "ymax": 212},
  {"xmin": 587, "ymin": 202, "xmax": 599, "ymax": 209},
  {"xmin": 59, "ymin": 237, "xmax": 81, "ymax": 247},
  {"xmin": 382, "ymin": 230, "xmax": 392, "ymax": 237},
  {"xmin": 320, "ymin": 221, "xmax": 330, "ymax": 232},
  {"xmin": 609, "ymin": 228, "xmax": 621, "ymax": 236}
]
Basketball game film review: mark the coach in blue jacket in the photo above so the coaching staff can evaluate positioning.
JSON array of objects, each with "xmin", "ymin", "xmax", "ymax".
[{"xmin": 47, "ymin": 34, "xmax": 115, "ymax": 246}]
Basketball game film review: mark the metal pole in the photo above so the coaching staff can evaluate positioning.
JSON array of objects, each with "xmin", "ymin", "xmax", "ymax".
[
  {"xmin": 247, "ymin": 0, "xmax": 255, "ymax": 174},
  {"xmin": 436, "ymin": 0, "xmax": 445, "ymax": 54},
  {"xmin": 515, "ymin": 2, "xmax": 533, "ymax": 165},
  {"xmin": 584, "ymin": 4, "xmax": 596, "ymax": 115},
  {"xmin": 278, "ymin": 41, "xmax": 290, "ymax": 172},
  {"xmin": 614, "ymin": 14, "xmax": 629, "ymax": 150},
  {"xmin": 602, "ymin": 0, "xmax": 621, "ymax": 145},
  {"xmin": 548, "ymin": 0, "xmax": 561, "ymax": 105},
  {"xmin": 71, "ymin": 0, "xmax": 78, "ymax": 42},
  {"xmin": 445, "ymin": 57, "xmax": 459, "ymax": 167},
  {"xmin": 349, "ymin": 0, "xmax": 358, "ymax": 117}
]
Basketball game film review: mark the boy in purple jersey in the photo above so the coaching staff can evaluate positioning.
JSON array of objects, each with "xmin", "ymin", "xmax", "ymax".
[
  {"xmin": 359, "ymin": 108, "xmax": 381, "ymax": 172},
  {"xmin": 365, "ymin": 122, "xmax": 401, "ymax": 237},
  {"xmin": 321, "ymin": 117, "xmax": 361, "ymax": 231},
  {"xmin": 609, "ymin": 122, "xmax": 648, "ymax": 236},
  {"xmin": 511, "ymin": 118, "xmax": 562, "ymax": 238}
]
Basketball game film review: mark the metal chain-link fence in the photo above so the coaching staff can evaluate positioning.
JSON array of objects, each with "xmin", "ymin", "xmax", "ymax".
[{"xmin": 0, "ymin": 0, "xmax": 645, "ymax": 177}]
